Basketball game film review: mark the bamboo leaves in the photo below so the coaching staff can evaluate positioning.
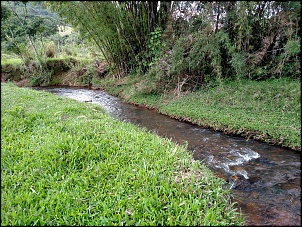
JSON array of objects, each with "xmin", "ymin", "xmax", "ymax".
[{"xmin": 46, "ymin": 1, "xmax": 173, "ymax": 76}]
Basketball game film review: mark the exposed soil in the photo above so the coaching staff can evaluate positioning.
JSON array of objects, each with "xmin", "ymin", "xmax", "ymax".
[{"xmin": 1, "ymin": 58, "xmax": 107, "ymax": 88}]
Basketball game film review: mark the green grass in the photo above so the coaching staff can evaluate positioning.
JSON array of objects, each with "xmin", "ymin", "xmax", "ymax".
[
  {"xmin": 1, "ymin": 54, "xmax": 22, "ymax": 67},
  {"xmin": 98, "ymin": 77, "xmax": 301, "ymax": 151},
  {"xmin": 1, "ymin": 82, "xmax": 244, "ymax": 226},
  {"xmin": 1, "ymin": 52, "xmax": 95, "ymax": 69},
  {"xmin": 158, "ymin": 78, "xmax": 301, "ymax": 150}
]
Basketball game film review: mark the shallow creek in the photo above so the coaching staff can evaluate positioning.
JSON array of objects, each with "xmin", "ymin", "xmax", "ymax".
[{"xmin": 34, "ymin": 86, "xmax": 301, "ymax": 226}]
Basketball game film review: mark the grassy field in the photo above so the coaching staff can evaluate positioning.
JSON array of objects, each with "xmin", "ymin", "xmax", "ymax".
[
  {"xmin": 98, "ymin": 77, "xmax": 301, "ymax": 151},
  {"xmin": 1, "ymin": 82, "xmax": 244, "ymax": 226}
]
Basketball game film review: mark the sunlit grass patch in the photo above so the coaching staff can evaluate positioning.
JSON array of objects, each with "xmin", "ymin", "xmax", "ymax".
[{"xmin": 1, "ymin": 82, "xmax": 244, "ymax": 226}]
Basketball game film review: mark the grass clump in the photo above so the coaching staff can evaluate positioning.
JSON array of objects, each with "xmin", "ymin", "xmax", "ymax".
[
  {"xmin": 158, "ymin": 78, "xmax": 301, "ymax": 151},
  {"xmin": 98, "ymin": 77, "xmax": 301, "ymax": 151},
  {"xmin": 1, "ymin": 82, "xmax": 244, "ymax": 226},
  {"xmin": 1, "ymin": 54, "xmax": 22, "ymax": 67}
]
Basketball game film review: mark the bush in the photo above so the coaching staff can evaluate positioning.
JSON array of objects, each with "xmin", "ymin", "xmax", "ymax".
[{"xmin": 44, "ymin": 41, "xmax": 56, "ymax": 58}]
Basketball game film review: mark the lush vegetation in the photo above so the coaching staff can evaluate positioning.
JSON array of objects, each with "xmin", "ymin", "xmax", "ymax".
[
  {"xmin": 1, "ymin": 1, "xmax": 99, "ymax": 74},
  {"xmin": 45, "ymin": 1, "xmax": 300, "ymax": 86},
  {"xmin": 2, "ymin": 1, "xmax": 300, "ymax": 88},
  {"xmin": 1, "ymin": 2, "xmax": 300, "ymax": 225},
  {"xmin": 45, "ymin": 1, "xmax": 172, "ymax": 76},
  {"xmin": 1, "ymin": 1, "xmax": 58, "ymax": 64},
  {"xmin": 1, "ymin": 82, "xmax": 244, "ymax": 226},
  {"xmin": 99, "ymin": 76, "xmax": 301, "ymax": 151}
]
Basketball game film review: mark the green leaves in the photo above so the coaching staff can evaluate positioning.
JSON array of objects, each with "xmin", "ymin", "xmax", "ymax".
[
  {"xmin": 148, "ymin": 28, "xmax": 164, "ymax": 65},
  {"xmin": 284, "ymin": 39, "xmax": 301, "ymax": 56}
]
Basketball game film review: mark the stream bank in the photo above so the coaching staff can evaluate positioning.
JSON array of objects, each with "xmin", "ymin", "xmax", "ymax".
[
  {"xmin": 1, "ymin": 60, "xmax": 301, "ymax": 152},
  {"xmin": 2, "ymin": 59, "xmax": 301, "ymax": 225},
  {"xmin": 2, "ymin": 82, "xmax": 245, "ymax": 226},
  {"xmin": 34, "ymin": 86, "xmax": 301, "ymax": 226}
]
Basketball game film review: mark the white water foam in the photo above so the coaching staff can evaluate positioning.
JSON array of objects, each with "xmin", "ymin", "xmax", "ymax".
[{"xmin": 207, "ymin": 147, "xmax": 260, "ymax": 179}]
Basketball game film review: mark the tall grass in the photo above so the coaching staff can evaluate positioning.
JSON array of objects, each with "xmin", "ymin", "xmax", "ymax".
[{"xmin": 1, "ymin": 82, "xmax": 244, "ymax": 226}]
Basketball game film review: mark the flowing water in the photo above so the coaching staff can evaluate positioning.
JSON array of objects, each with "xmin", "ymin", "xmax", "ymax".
[{"xmin": 34, "ymin": 86, "xmax": 301, "ymax": 226}]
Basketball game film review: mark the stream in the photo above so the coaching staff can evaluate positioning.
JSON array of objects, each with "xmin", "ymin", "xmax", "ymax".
[{"xmin": 33, "ymin": 86, "xmax": 301, "ymax": 226}]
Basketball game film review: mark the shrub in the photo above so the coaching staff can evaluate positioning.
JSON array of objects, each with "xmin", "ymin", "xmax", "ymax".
[{"xmin": 44, "ymin": 41, "xmax": 56, "ymax": 58}]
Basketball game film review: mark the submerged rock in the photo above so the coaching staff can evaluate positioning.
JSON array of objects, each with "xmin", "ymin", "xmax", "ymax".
[
  {"xmin": 226, "ymin": 174, "xmax": 265, "ymax": 190},
  {"xmin": 227, "ymin": 174, "xmax": 250, "ymax": 189}
]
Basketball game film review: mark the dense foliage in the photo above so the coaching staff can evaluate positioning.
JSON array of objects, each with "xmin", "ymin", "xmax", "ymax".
[
  {"xmin": 1, "ymin": 1, "xmax": 59, "ymax": 63},
  {"xmin": 1, "ymin": 1, "xmax": 95, "ymax": 81},
  {"xmin": 45, "ymin": 1, "xmax": 300, "ymax": 91},
  {"xmin": 1, "ymin": 1, "xmax": 300, "ymax": 91},
  {"xmin": 46, "ymin": 1, "xmax": 172, "ymax": 77}
]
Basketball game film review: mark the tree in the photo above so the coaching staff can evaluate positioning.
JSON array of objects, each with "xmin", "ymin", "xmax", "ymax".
[
  {"xmin": 1, "ymin": 1, "xmax": 59, "ymax": 67},
  {"xmin": 46, "ymin": 1, "xmax": 173, "ymax": 77}
]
